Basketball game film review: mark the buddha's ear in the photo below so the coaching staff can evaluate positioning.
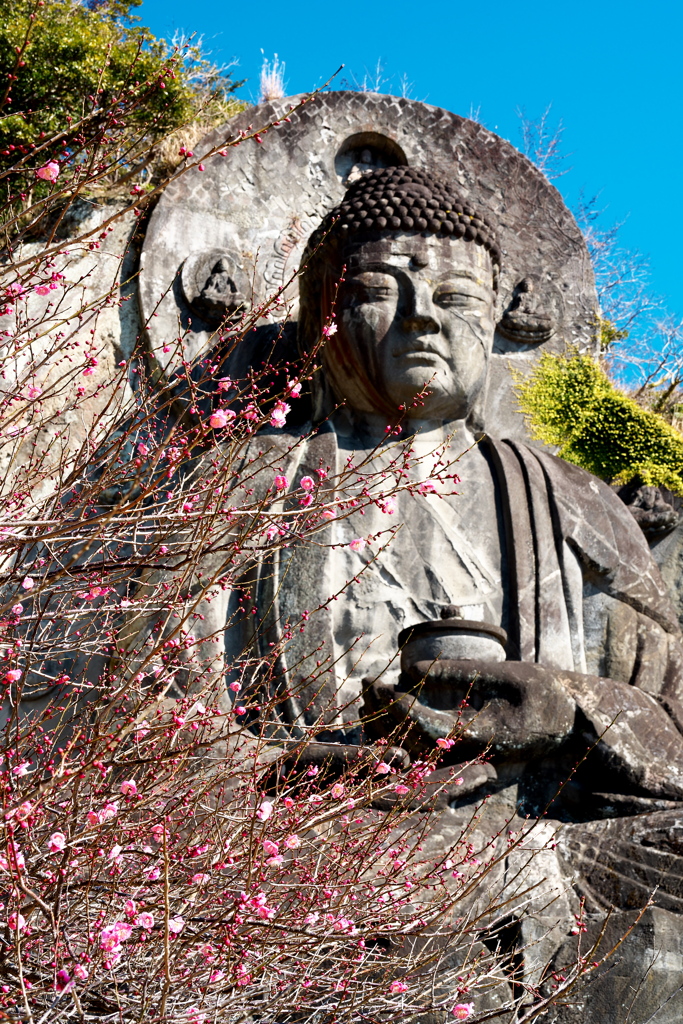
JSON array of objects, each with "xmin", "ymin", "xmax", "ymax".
[
  {"xmin": 465, "ymin": 373, "xmax": 489, "ymax": 435},
  {"xmin": 310, "ymin": 362, "xmax": 335, "ymax": 424}
]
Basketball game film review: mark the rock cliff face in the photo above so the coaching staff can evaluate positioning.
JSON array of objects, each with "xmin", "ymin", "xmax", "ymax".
[
  {"xmin": 0, "ymin": 199, "xmax": 139, "ymax": 504},
  {"xmin": 652, "ymin": 509, "xmax": 683, "ymax": 631}
]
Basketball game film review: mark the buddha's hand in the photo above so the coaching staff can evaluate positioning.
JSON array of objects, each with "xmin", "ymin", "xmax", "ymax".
[{"xmin": 362, "ymin": 660, "xmax": 577, "ymax": 760}]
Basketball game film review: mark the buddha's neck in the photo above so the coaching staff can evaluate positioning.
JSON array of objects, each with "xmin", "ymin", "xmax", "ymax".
[{"xmin": 331, "ymin": 407, "xmax": 476, "ymax": 450}]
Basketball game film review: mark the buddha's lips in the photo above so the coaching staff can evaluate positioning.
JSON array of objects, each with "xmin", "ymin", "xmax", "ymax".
[{"xmin": 393, "ymin": 345, "xmax": 449, "ymax": 361}]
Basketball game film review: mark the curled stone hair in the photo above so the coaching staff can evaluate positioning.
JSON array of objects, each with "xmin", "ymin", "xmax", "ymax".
[
  {"xmin": 304, "ymin": 165, "xmax": 501, "ymax": 284},
  {"xmin": 298, "ymin": 166, "xmax": 501, "ymax": 421}
]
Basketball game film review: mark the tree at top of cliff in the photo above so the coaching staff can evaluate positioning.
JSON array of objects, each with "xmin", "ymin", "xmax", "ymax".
[{"xmin": 0, "ymin": 0, "xmax": 243, "ymax": 184}]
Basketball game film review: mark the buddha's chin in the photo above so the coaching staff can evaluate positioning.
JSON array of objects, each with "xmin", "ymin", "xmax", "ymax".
[{"xmin": 387, "ymin": 372, "xmax": 474, "ymax": 421}]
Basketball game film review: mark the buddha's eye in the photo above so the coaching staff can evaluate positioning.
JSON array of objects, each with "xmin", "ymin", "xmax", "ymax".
[
  {"xmin": 360, "ymin": 286, "xmax": 393, "ymax": 301},
  {"xmin": 345, "ymin": 275, "xmax": 397, "ymax": 305},
  {"xmin": 434, "ymin": 289, "xmax": 485, "ymax": 308}
]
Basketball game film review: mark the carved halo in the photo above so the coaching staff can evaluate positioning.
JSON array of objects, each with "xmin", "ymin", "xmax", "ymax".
[{"xmin": 139, "ymin": 92, "xmax": 598, "ymax": 441}]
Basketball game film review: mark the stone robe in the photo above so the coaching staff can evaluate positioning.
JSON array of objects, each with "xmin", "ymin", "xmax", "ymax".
[{"xmin": 230, "ymin": 425, "xmax": 683, "ymax": 749}]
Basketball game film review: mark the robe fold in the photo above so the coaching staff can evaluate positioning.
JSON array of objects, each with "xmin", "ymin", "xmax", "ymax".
[{"xmin": 236, "ymin": 427, "xmax": 683, "ymax": 735}]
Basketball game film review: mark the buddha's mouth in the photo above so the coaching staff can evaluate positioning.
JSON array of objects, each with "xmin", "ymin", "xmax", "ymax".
[{"xmin": 394, "ymin": 347, "xmax": 448, "ymax": 363}]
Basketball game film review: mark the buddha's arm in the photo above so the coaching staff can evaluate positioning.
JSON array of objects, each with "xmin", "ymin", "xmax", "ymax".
[{"xmin": 363, "ymin": 656, "xmax": 683, "ymax": 802}]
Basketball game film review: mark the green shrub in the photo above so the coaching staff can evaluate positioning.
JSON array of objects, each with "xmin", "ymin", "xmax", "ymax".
[
  {"xmin": 0, "ymin": 0, "xmax": 242, "ymax": 179},
  {"xmin": 515, "ymin": 353, "xmax": 683, "ymax": 494}
]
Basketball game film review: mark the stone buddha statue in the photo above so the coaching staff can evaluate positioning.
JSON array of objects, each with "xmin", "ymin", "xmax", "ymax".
[
  {"xmin": 208, "ymin": 166, "xmax": 683, "ymax": 1016},
  {"xmin": 249, "ymin": 167, "xmax": 683, "ymax": 785}
]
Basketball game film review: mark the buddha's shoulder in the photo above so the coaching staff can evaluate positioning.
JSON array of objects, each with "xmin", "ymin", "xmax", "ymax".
[{"xmin": 489, "ymin": 436, "xmax": 624, "ymax": 508}]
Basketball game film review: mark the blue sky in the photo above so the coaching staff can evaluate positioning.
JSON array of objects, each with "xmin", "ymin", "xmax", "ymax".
[{"xmin": 139, "ymin": 0, "xmax": 682, "ymax": 332}]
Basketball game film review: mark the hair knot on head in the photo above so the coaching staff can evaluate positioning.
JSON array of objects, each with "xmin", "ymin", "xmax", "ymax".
[{"xmin": 303, "ymin": 166, "xmax": 501, "ymax": 293}]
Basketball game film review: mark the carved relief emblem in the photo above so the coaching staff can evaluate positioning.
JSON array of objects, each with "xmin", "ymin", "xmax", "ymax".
[
  {"xmin": 497, "ymin": 273, "xmax": 563, "ymax": 345},
  {"xmin": 180, "ymin": 249, "xmax": 251, "ymax": 327}
]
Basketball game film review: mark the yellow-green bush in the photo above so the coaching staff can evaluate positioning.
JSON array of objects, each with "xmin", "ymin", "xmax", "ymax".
[{"xmin": 515, "ymin": 353, "xmax": 683, "ymax": 494}]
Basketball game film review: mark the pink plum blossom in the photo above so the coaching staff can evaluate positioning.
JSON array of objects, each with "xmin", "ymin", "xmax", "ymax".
[
  {"xmin": 168, "ymin": 916, "xmax": 185, "ymax": 934},
  {"xmin": 270, "ymin": 400, "xmax": 290, "ymax": 428},
  {"xmin": 120, "ymin": 779, "xmax": 137, "ymax": 796},
  {"xmin": 418, "ymin": 480, "xmax": 437, "ymax": 495},
  {"xmin": 389, "ymin": 980, "xmax": 408, "ymax": 993},
  {"xmin": 452, "ymin": 1004, "xmax": 474, "ymax": 1020},
  {"xmin": 136, "ymin": 912, "xmax": 154, "ymax": 931},
  {"xmin": 375, "ymin": 762, "xmax": 391, "ymax": 775},
  {"xmin": 21, "ymin": 577, "xmax": 34, "ymax": 590},
  {"xmin": 394, "ymin": 784, "xmax": 410, "ymax": 795},
  {"xmin": 262, "ymin": 839, "xmax": 279, "ymax": 856},
  {"xmin": 322, "ymin": 322, "xmax": 337, "ymax": 337},
  {"xmin": 348, "ymin": 537, "xmax": 366, "ymax": 552},
  {"xmin": 55, "ymin": 969, "xmax": 72, "ymax": 992},
  {"xmin": 284, "ymin": 834, "xmax": 300, "ymax": 849},
  {"xmin": 14, "ymin": 801, "xmax": 32, "ymax": 823},
  {"xmin": 36, "ymin": 161, "xmax": 60, "ymax": 182},
  {"xmin": 78, "ymin": 585, "xmax": 111, "ymax": 601},
  {"xmin": 0, "ymin": 841, "xmax": 24, "ymax": 872},
  {"xmin": 256, "ymin": 801, "xmax": 273, "ymax": 821},
  {"xmin": 100, "ymin": 921, "xmax": 132, "ymax": 951},
  {"xmin": 300, "ymin": 476, "xmax": 314, "ymax": 490},
  {"xmin": 48, "ymin": 832, "xmax": 66, "ymax": 853},
  {"xmin": 209, "ymin": 408, "xmax": 236, "ymax": 429},
  {"xmin": 274, "ymin": 474, "xmax": 288, "ymax": 490}
]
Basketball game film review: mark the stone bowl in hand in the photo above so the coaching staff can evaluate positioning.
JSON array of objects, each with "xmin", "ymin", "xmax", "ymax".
[{"xmin": 398, "ymin": 616, "xmax": 508, "ymax": 673}]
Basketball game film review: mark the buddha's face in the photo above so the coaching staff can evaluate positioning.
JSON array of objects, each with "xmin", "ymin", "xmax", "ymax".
[{"xmin": 324, "ymin": 234, "xmax": 495, "ymax": 422}]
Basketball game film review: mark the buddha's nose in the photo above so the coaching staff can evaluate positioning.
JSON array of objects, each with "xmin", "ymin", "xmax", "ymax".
[{"xmin": 402, "ymin": 283, "xmax": 439, "ymax": 335}]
